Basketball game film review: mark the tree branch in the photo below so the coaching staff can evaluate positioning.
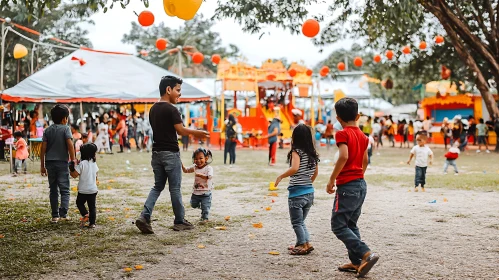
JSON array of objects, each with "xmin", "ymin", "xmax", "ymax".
[
  {"xmin": 471, "ymin": 0, "xmax": 496, "ymax": 54},
  {"xmin": 483, "ymin": 0, "xmax": 498, "ymax": 54}
]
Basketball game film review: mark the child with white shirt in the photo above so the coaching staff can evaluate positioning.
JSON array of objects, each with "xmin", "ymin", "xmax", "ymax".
[
  {"xmin": 182, "ymin": 148, "xmax": 214, "ymax": 223},
  {"xmin": 70, "ymin": 143, "xmax": 99, "ymax": 228},
  {"xmin": 407, "ymin": 132, "xmax": 433, "ymax": 192}
]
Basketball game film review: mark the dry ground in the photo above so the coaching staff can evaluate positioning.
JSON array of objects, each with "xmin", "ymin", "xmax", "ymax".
[{"xmin": 0, "ymin": 144, "xmax": 498, "ymax": 279}]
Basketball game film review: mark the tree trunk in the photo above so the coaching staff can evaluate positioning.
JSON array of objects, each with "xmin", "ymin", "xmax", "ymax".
[{"xmin": 421, "ymin": 1, "xmax": 499, "ymax": 118}]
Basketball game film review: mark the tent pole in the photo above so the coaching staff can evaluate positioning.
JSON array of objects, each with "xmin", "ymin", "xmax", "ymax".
[
  {"xmin": 0, "ymin": 21, "xmax": 8, "ymax": 105},
  {"xmin": 310, "ymin": 84, "xmax": 315, "ymax": 127},
  {"xmin": 79, "ymin": 102, "xmax": 85, "ymax": 133},
  {"xmin": 30, "ymin": 44, "xmax": 36, "ymax": 75}
]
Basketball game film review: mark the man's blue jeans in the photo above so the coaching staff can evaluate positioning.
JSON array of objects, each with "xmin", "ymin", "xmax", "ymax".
[
  {"xmin": 331, "ymin": 179, "xmax": 370, "ymax": 265},
  {"xmin": 141, "ymin": 151, "xmax": 184, "ymax": 224},
  {"xmin": 289, "ymin": 192, "xmax": 314, "ymax": 245},
  {"xmin": 46, "ymin": 161, "xmax": 70, "ymax": 218}
]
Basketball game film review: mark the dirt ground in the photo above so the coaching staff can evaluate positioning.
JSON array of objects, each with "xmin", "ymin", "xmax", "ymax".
[{"xmin": 1, "ymin": 145, "xmax": 498, "ymax": 279}]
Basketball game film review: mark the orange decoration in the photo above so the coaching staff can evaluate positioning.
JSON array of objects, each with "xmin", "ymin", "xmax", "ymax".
[
  {"xmin": 320, "ymin": 66, "xmax": 330, "ymax": 74},
  {"xmin": 337, "ymin": 62, "xmax": 346, "ymax": 71},
  {"xmin": 192, "ymin": 52, "xmax": 204, "ymax": 64},
  {"xmin": 386, "ymin": 50, "xmax": 394, "ymax": 60},
  {"xmin": 353, "ymin": 57, "xmax": 363, "ymax": 67},
  {"xmin": 134, "ymin": 265, "xmax": 144, "ymax": 270},
  {"xmin": 224, "ymin": 216, "xmax": 231, "ymax": 221},
  {"xmin": 156, "ymin": 38, "xmax": 168, "ymax": 51},
  {"xmin": 267, "ymin": 74, "xmax": 277, "ymax": 81},
  {"xmin": 435, "ymin": 35, "xmax": 444, "ymax": 44},
  {"xmin": 138, "ymin": 11, "xmax": 155, "ymax": 27},
  {"xmin": 301, "ymin": 19, "xmax": 320, "ymax": 38},
  {"xmin": 252, "ymin": 222, "xmax": 263, "ymax": 228},
  {"xmin": 373, "ymin": 54, "xmax": 381, "ymax": 63},
  {"xmin": 288, "ymin": 69, "xmax": 297, "ymax": 77},
  {"xmin": 419, "ymin": 41, "xmax": 427, "ymax": 50},
  {"xmin": 211, "ymin": 54, "xmax": 221, "ymax": 65},
  {"xmin": 320, "ymin": 70, "xmax": 327, "ymax": 77},
  {"xmin": 402, "ymin": 46, "xmax": 411, "ymax": 54},
  {"xmin": 306, "ymin": 69, "xmax": 313, "ymax": 76}
]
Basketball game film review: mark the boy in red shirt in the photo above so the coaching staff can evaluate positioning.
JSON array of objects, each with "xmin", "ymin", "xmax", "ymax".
[{"xmin": 327, "ymin": 98, "xmax": 379, "ymax": 278}]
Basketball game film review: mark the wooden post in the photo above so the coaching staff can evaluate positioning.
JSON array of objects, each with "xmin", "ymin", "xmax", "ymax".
[{"xmin": 79, "ymin": 102, "xmax": 85, "ymax": 132}]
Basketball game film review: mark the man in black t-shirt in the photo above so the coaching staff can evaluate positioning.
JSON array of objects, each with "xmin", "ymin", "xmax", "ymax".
[{"xmin": 136, "ymin": 76, "xmax": 209, "ymax": 234}]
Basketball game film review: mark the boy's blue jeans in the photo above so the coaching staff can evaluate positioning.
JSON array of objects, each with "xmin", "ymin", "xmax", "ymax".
[
  {"xmin": 289, "ymin": 192, "xmax": 314, "ymax": 245},
  {"xmin": 141, "ymin": 151, "xmax": 185, "ymax": 224},
  {"xmin": 415, "ymin": 166, "xmax": 427, "ymax": 187},
  {"xmin": 331, "ymin": 179, "xmax": 370, "ymax": 266},
  {"xmin": 46, "ymin": 161, "xmax": 70, "ymax": 218},
  {"xmin": 190, "ymin": 193, "xmax": 212, "ymax": 220}
]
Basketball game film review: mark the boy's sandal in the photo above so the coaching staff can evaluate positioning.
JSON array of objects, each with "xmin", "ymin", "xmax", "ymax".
[{"xmin": 289, "ymin": 247, "xmax": 309, "ymax": 255}]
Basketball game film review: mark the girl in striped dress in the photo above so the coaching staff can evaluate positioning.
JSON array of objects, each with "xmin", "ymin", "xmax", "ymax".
[{"xmin": 274, "ymin": 124, "xmax": 320, "ymax": 255}]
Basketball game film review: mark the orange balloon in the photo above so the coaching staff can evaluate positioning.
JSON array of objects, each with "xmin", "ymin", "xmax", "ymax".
[
  {"xmin": 353, "ymin": 57, "xmax": 363, "ymax": 67},
  {"xmin": 337, "ymin": 62, "xmax": 346, "ymax": 71},
  {"xmin": 402, "ymin": 46, "xmax": 411, "ymax": 54},
  {"xmin": 435, "ymin": 35, "xmax": 444, "ymax": 44},
  {"xmin": 386, "ymin": 50, "xmax": 394, "ymax": 60},
  {"xmin": 320, "ymin": 70, "xmax": 327, "ymax": 77},
  {"xmin": 302, "ymin": 19, "xmax": 320, "ymax": 38},
  {"xmin": 138, "ymin": 11, "xmax": 155, "ymax": 27},
  {"xmin": 156, "ymin": 38, "xmax": 168, "ymax": 51},
  {"xmin": 192, "ymin": 52, "xmax": 204, "ymax": 64},
  {"xmin": 306, "ymin": 69, "xmax": 313, "ymax": 76},
  {"xmin": 320, "ymin": 66, "xmax": 330, "ymax": 74},
  {"xmin": 419, "ymin": 41, "xmax": 427, "ymax": 50},
  {"xmin": 373, "ymin": 54, "xmax": 381, "ymax": 63},
  {"xmin": 288, "ymin": 69, "xmax": 297, "ymax": 77},
  {"xmin": 211, "ymin": 54, "xmax": 221, "ymax": 64}
]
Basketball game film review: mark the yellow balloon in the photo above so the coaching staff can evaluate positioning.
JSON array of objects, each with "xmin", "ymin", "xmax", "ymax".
[
  {"xmin": 13, "ymin": 44, "xmax": 28, "ymax": 59},
  {"xmin": 163, "ymin": 0, "xmax": 202, "ymax": 20}
]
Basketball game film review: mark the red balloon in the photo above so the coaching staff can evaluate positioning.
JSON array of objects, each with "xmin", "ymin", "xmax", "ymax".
[
  {"xmin": 373, "ymin": 54, "xmax": 381, "ymax": 63},
  {"xmin": 306, "ymin": 69, "xmax": 313, "ymax": 76},
  {"xmin": 138, "ymin": 11, "xmax": 155, "ymax": 27},
  {"xmin": 211, "ymin": 54, "xmax": 221, "ymax": 64},
  {"xmin": 419, "ymin": 41, "xmax": 427, "ymax": 50},
  {"xmin": 353, "ymin": 57, "xmax": 363, "ymax": 67},
  {"xmin": 320, "ymin": 66, "xmax": 330, "ymax": 74},
  {"xmin": 386, "ymin": 50, "xmax": 394, "ymax": 60},
  {"xmin": 156, "ymin": 38, "xmax": 168, "ymax": 51},
  {"xmin": 320, "ymin": 70, "xmax": 327, "ymax": 77},
  {"xmin": 288, "ymin": 69, "xmax": 297, "ymax": 77},
  {"xmin": 402, "ymin": 46, "xmax": 411, "ymax": 54},
  {"xmin": 192, "ymin": 52, "xmax": 204, "ymax": 64},
  {"xmin": 435, "ymin": 35, "xmax": 444, "ymax": 44},
  {"xmin": 337, "ymin": 62, "xmax": 346, "ymax": 71},
  {"xmin": 302, "ymin": 19, "xmax": 320, "ymax": 38}
]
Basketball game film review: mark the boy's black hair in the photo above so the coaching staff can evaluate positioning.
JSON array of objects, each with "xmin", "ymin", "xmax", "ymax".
[
  {"xmin": 287, "ymin": 124, "xmax": 320, "ymax": 168},
  {"xmin": 479, "ymin": 118, "xmax": 484, "ymax": 123},
  {"xmin": 13, "ymin": 131, "xmax": 22, "ymax": 137},
  {"xmin": 159, "ymin": 75, "xmax": 183, "ymax": 96},
  {"xmin": 71, "ymin": 124, "xmax": 79, "ymax": 130},
  {"xmin": 334, "ymin": 97, "xmax": 358, "ymax": 122},
  {"xmin": 80, "ymin": 143, "xmax": 98, "ymax": 162},
  {"xmin": 50, "ymin": 104, "xmax": 70, "ymax": 124}
]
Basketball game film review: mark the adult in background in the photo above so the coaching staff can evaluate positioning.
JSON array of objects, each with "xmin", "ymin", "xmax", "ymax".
[
  {"xmin": 494, "ymin": 116, "xmax": 499, "ymax": 152},
  {"xmin": 372, "ymin": 118, "xmax": 382, "ymax": 150},
  {"xmin": 467, "ymin": 116, "xmax": 477, "ymax": 145},
  {"xmin": 441, "ymin": 118, "xmax": 452, "ymax": 149},
  {"xmin": 291, "ymin": 109, "xmax": 305, "ymax": 130},
  {"xmin": 135, "ymin": 113, "xmax": 145, "ymax": 152},
  {"xmin": 116, "ymin": 113, "xmax": 129, "ymax": 153},
  {"xmin": 324, "ymin": 120, "xmax": 334, "ymax": 150},
  {"xmin": 413, "ymin": 118, "xmax": 423, "ymax": 147},
  {"xmin": 95, "ymin": 116, "xmax": 111, "ymax": 154},
  {"xmin": 223, "ymin": 114, "xmax": 237, "ymax": 166},
  {"xmin": 135, "ymin": 76, "xmax": 209, "ymax": 234},
  {"xmin": 265, "ymin": 116, "xmax": 281, "ymax": 166}
]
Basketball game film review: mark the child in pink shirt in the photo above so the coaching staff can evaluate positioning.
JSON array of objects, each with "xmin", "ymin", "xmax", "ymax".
[{"xmin": 13, "ymin": 131, "xmax": 29, "ymax": 176}]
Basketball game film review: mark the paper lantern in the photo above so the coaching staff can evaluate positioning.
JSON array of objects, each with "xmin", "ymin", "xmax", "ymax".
[
  {"xmin": 320, "ymin": 66, "xmax": 330, "ymax": 74},
  {"xmin": 192, "ymin": 52, "xmax": 204, "ymax": 64},
  {"xmin": 320, "ymin": 69, "xmax": 328, "ymax": 77},
  {"xmin": 156, "ymin": 38, "xmax": 168, "ymax": 51},
  {"xmin": 337, "ymin": 62, "xmax": 346, "ymax": 71},
  {"xmin": 402, "ymin": 46, "xmax": 411, "ymax": 55},
  {"xmin": 211, "ymin": 54, "xmax": 221, "ymax": 65},
  {"xmin": 306, "ymin": 69, "xmax": 313, "ymax": 76},
  {"xmin": 138, "ymin": 11, "xmax": 155, "ymax": 27},
  {"xmin": 163, "ymin": 0, "xmax": 202, "ymax": 20},
  {"xmin": 13, "ymin": 44, "xmax": 28, "ymax": 59},
  {"xmin": 419, "ymin": 41, "xmax": 427, "ymax": 50},
  {"xmin": 353, "ymin": 57, "xmax": 363, "ymax": 67},
  {"xmin": 386, "ymin": 50, "xmax": 394, "ymax": 60},
  {"xmin": 301, "ymin": 19, "xmax": 320, "ymax": 38},
  {"xmin": 373, "ymin": 54, "xmax": 381, "ymax": 63},
  {"xmin": 288, "ymin": 69, "xmax": 297, "ymax": 77},
  {"xmin": 435, "ymin": 35, "xmax": 444, "ymax": 44}
]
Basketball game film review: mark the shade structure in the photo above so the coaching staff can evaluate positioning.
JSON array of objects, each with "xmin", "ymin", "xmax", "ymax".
[{"xmin": 2, "ymin": 49, "xmax": 211, "ymax": 103}]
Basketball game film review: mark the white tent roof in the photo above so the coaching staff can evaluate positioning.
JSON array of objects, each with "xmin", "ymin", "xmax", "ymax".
[{"xmin": 2, "ymin": 49, "xmax": 211, "ymax": 103}]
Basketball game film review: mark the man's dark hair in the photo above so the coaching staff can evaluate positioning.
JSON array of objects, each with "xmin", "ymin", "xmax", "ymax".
[
  {"xmin": 159, "ymin": 75, "xmax": 183, "ymax": 96},
  {"xmin": 334, "ymin": 97, "xmax": 358, "ymax": 122},
  {"xmin": 50, "ymin": 104, "xmax": 69, "ymax": 124}
]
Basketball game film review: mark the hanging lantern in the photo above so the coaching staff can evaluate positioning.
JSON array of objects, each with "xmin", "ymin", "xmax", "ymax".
[
  {"xmin": 211, "ymin": 54, "xmax": 221, "ymax": 65},
  {"xmin": 192, "ymin": 52, "xmax": 204, "ymax": 64},
  {"xmin": 419, "ymin": 41, "xmax": 427, "ymax": 50},
  {"xmin": 306, "ymin": 69, "xmax": 313, "ymax": 76},
  {"xmin": 288, "ymin": 69, "xmax": 297, "ymax": 77},
  {"xmin": 386, "ymin": 50, "xmax": 394, "ymax": 60},
  {"xmin": 138, "ymin": 11, "xmax": 155, "ymax": 27},
  {"xmin": 156, "ymin": 38, "xmax": 168, "ymax": 51},
  {"xmin": 163, "ymin": 0, "xmax": 202, "ymax": 20},
  {"xmin": 435, "ymin": 35, "xmax": 444, "ymax": 44},
  {"xmin": 373, "ymin": 54, "xmax": 381, "ymax": 63},
  {"xmin": 13, "ymin": 44, "xmax": 28, "ymax": 59},
  {"xmin": 139, "ymin": 50, "xmax": 149, "ymax": 56},
  {"xmin": 266, "ymin": 73, "xmax": 277, "ymax": 81},
  {"xmin": 320, "ymin": 69, "xmax": 328, "ymax": 77},
  {"xmin": 337, "ymin": 62, "xmax": 346, "ymax": 71},
  {"xmin": 320, "ymin": 66, "xmax": 330, "ymax": 74},
  {"xmin": 402, "ymin": 46, "xmax": 411, "ymax": 55},
  {"xmin": 301, "ymin": 19, "xmax": 320, "ymax": 38},
  {"xmin": 353, "ymin": 57, "xmax": 363, "ymax": 67}
]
